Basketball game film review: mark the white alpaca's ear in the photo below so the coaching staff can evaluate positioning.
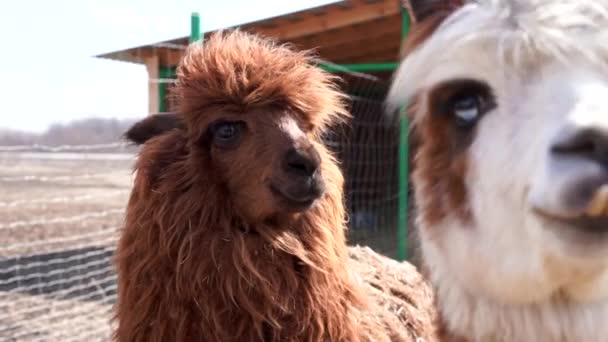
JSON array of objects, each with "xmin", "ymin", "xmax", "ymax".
[
  {"xmin": 407, "ymin": 0, "xmax": 467, "ymax": 22},
  {"xmin": 385, "ymin": 0, "xmax": 468, "ymax": 116}
]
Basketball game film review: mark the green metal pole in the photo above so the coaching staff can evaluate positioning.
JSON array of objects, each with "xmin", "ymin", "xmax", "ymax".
[
  {"xmin": 190, "ymin": 12, "xmax": 201, "ymax": 43},
  {"xmin": 397, "ymin": 7, "xmax": 411, "ymax": 261},
  {"xmin": 159, "ymin": 13, "xmax": 201, "ymax": 113},
  {"xmin": 158, "ymin": 67, "xmax": 172, "ymax": 112},
  {"xmin": 319, "ymin": 62, "xmax": 399, "ymax": 73}
]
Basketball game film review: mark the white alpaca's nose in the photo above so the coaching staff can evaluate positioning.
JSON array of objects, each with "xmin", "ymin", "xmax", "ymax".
[
  {"xmin": 552, "ymin": 127, "xmax": 608, "ymax": 172},
  {"xmin": 549, "ymin": 125, "xmax": 608, "ymax": 218},
  {"xmin": 529, "ymin": 76, "xmax": 608, "ymax": 230}
]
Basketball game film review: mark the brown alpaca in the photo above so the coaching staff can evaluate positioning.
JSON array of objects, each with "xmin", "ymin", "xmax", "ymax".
[{"xmin": 114, "ymin": 30, "xmax": 436, "ymax": 342}]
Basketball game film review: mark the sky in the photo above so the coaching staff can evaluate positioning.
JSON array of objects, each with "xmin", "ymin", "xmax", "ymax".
[{"xmin": 0, "ymin": 0, "xmax": 338, "ymax": 133}]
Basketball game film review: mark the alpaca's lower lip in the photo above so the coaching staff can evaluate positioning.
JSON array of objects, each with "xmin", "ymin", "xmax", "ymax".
[
  {"xmin": 533, "ymin": 207, "xmax": 608, "ymax": 235},
  {"xmin": 269, "ymin": 183, "xmax": 318, "ymax": 210}
]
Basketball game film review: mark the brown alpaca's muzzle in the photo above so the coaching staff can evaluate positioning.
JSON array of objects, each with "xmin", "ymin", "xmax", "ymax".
[{"xmin": 270, "ymin": 146, "xmax": 326, "ymax": 211}]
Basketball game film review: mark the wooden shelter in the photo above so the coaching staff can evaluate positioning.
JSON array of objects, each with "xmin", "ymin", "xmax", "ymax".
[{"xmin": 95, "ymin": 0, "xmax": 411, "ymax": 114}]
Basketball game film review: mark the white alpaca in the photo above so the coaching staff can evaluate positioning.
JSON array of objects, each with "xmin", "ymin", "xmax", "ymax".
[{"xmin": 388, "ymin": 0, "xmax": 608, "ymax": 341}]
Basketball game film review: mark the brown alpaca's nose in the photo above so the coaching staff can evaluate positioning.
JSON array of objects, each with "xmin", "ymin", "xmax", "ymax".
[{"xmin": 283, "ymin": 147, "xmax": 321, "ymax": 178}]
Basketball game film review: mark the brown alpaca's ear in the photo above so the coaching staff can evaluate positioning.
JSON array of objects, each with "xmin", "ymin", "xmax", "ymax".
[{"xmin": 124, "ymin": 112, "xmax": 184, "ymax": 145}]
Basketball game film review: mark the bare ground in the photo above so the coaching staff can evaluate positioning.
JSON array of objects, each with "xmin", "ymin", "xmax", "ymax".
[
  {"xmin": 0, "ymin": 152, "xmax": 431, "ymax": 341},
  {"xmin": 0, "ymin": 153, "xmax": 133, "ymax": 342}
]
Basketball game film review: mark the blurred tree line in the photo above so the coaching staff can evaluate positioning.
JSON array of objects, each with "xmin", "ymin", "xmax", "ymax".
[{"xmin": 0, "ymin": 117, "xmax": 140, "ymax": 147}]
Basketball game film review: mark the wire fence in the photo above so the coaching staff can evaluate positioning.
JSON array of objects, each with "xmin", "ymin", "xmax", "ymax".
[
  {"xmin": 0, "ymin": 65, "xmax": 404, "ymax": 341},
  {"xmin": 0, "ymin": 149, "xmax": 131, "ymax": 341},
  {"xmin": 323, "ymin": 69, "xmax": 402, "ymax": 258}
]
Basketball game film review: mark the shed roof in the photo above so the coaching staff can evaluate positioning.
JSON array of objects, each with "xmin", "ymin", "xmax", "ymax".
[{"xmin": 95, "ymin": 0, "xmax": 407, "ymax": 67}]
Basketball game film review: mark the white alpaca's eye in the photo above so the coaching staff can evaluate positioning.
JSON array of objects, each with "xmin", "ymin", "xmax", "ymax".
[
  {"xmin": 432, "ymin": 79, "xmax": 495, "ymax": 128},
  {"xmin": 452, "ymin": 95, "xmax": 480, "ymax": 125}
]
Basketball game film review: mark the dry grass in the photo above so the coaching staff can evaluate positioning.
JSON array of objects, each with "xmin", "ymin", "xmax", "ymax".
[{"xmin": 349, "ymin": 246, "xmax": 437, "ymax": 342}]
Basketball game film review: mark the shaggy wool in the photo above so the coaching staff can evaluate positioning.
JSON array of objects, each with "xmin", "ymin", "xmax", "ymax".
[{"xmin": 113, "ymin": 30, "xmax": 438, "ymax": 342}]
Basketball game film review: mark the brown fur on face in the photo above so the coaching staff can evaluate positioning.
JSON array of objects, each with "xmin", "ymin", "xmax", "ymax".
[
  {"xmin": 171, "ymin": 30, "xmax": 349, "ymax": 223},
  {"xmin": 113, "ymin": 30, "xmax": 416, "ymax": 342}
]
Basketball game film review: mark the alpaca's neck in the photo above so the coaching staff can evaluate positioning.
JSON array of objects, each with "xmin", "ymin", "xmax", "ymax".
[
  {"xmin": 199, "ymin": 218, "xmax": 364, "ymax": 341},
  {"xmin": 433, "ymin": 268, "xmax": 608, "ymax": 341}
]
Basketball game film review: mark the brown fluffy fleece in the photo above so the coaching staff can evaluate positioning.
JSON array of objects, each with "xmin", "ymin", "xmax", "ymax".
[{"xmin": 113, "ymin": 30, "xmax": 437, "ymax": 342}]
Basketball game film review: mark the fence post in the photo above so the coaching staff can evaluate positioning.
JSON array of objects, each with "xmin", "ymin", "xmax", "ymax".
[
  {"xmin": 158, "ymin": 67, "xmax": 172, "ymax": 112},
  {"xmin": 397, "ymin": 7, "xmax": 411, "ymax": 261}
]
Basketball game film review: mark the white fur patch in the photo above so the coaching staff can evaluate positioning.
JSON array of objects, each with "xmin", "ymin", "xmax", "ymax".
[{"xmin": 277, "ymin": 116, "xmax": 305, "ymax": 141}]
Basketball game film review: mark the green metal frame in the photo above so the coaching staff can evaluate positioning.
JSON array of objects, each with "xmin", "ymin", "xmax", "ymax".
[
  {"xmin": 158, "ymin": 12, "xmax": 202, "ymax": 112},
  {"xmin": 317, "ymin": 10, "xmax": 411, "ymax": 261},
  {"xmin": 319, "ymin": 62, "xmax": 398, "ymax": 73},
  {"xmin": 396, "ymin": 7, "xmax": 411, "ymax": 261},
  {"xmin": 158, "ymin": 67, "xmax": 173, "ymax": 113}
]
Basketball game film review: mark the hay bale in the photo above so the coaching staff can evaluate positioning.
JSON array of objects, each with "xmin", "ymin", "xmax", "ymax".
[{"xmin": 349, "ymin": 245, "xmax": 438, "ymax": 342}]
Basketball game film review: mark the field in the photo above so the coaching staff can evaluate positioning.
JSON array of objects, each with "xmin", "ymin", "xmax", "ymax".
[
  {"xmin": 0, "ymin": 144, "xmax": 403, "ymax": 341},
  {"xmin": 0, "ymin": 152, "xmax": 134, "ymax": 341}
]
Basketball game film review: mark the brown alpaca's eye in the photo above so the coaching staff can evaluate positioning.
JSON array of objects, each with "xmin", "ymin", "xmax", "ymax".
[
  {"xmin": 209, "ymin": 120, "xmax": 245, "ymax": 149},
  {"xmin": 432, "ymin": 79, "xmax": 496, "ymax": 128}
]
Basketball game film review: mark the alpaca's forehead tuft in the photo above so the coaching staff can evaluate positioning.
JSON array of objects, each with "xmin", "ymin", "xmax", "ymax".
[
  {"xmin": 388, "ymin": 0, "xmax": 608, "ymax": 111},
  {"xmin": 175, "ymin": 30, "xmax": 349, "ymax": 130}
]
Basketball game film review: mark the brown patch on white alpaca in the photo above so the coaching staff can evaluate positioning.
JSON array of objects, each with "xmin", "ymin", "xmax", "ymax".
[
  {"xmin": 414, "ymin": 79, "xmax": 496, "ymax": 227},
  {"xmin": 400, "ymin": 6, "xmax": 499, "ymax": 228},
  {"xmin": 411, "ymin": 93, "xmax": 472, "ymax": 226},
  {"xmin": 400, "ymin": 7, "xmax": 471, "ymax": 227}
]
